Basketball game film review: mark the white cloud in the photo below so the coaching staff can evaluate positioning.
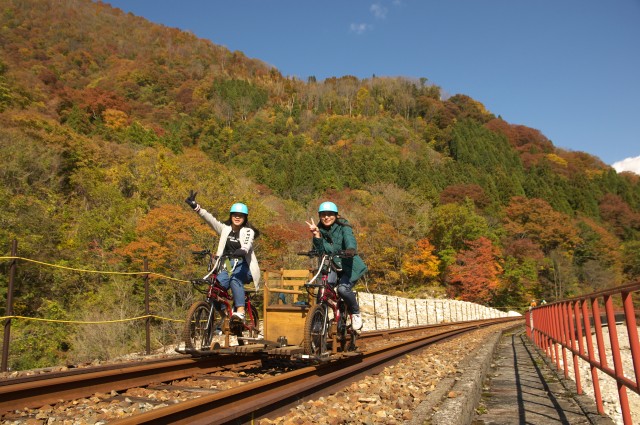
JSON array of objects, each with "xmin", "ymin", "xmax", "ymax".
[
  {"xmin": 350, "ymin": 23, "xmax": 372, "ymax": 35},
  {"xmin": 370, "ymin": 3, "xmax": 388, "ymax": 19},
  {"xmin": 612, "ymin": 155, "xmax": 640, "ymax": 175}
]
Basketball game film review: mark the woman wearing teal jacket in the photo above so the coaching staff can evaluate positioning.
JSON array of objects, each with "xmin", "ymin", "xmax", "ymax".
[{"xmin": 306, "ymin": 201, "xmax": 367, "ymax": 330}]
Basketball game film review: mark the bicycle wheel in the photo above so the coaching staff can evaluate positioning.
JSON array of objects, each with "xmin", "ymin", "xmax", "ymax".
[
  {"xmin": 183, "ymin": 301, "xmax": 215, "ymax": 351},
  {"xmin": 303, "ymin": 303, "xmax": 329, "ymax": 356},
  {"xmin": 232, "ymin": 304, "xmax": 260, "ymax": 346},
  {"xmin": 336, "ymin": 305, "xmax": 348, "ymax": 352},
  {"xmin": 337, "ymin": 305, "xmax": 358, "ymax": 352},
  {"xmin": 337, "ymin": 322, "xmax": 348, "ymax": 353}
]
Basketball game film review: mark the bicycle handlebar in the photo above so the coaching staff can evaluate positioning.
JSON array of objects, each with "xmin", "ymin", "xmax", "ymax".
[
  {"xmin": 192, "ymin": 249, "xmax": 211, "ymax": 256},
  {"xmin": 191, "ymin": 278, "xmax": 210, "ymax": 284},
  {"xmin": 297, "ymin": 250, "xmax": 356, "ymax": 258},
  {"xmin": 190, "ymin": 278, "xmax": 211, "ymax": 294}
]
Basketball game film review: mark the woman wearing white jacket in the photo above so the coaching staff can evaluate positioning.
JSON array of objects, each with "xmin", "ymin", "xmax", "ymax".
[{"xmin": 185, "ymin": 191, "xmax": 260, "ymax": 321}]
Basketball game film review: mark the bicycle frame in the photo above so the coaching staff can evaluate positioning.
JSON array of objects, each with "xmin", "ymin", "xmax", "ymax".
[
  {"xmin": 204, "ymin": 276, "xmax": 257, "ymax": 331},
  {"xmin": 304, "ymin": 253, "xmax": 357, "ymax": 355},
  {"xmin": 311, "ymin": 257, "xmax": 345, "ymax": 326},
  {"xmin": 188, "ymin": 250, "xmax": 258, "ymax": 349},
  {"xmin": 197, "ymin": 250, "xmax": 256, "ymax": 324}
]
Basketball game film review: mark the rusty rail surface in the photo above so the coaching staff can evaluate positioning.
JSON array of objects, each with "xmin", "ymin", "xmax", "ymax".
[
  {"xmin": 109, "ymin": 317, "xmax": 521, "ymax": 425},
  {"xmin": 0, "ymin": 355, "xmax": 261, "ymax": 414},
  {"xmin": 0, "ymin": 323, "xmax": 459, "ymax": 414},
  {"xmin": 1, "ymin": 317, "xmax": 520, "ymax": 421},
  {"xmin": 526, "ymin": 283, "xmax": 640, "ymax": 425}
]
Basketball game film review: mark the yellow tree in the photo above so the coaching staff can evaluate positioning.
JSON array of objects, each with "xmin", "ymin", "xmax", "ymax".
[
  {"xmin": 402, "ymin": 238, "xmax": 440, "ymax": 287},
  {"xmin": 116, "ymin": 204, "xmax": 215, "ymax": 274}
]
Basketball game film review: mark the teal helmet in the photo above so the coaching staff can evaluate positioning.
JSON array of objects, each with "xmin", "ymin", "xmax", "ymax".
[
  {"xmin": 230, "ymin": 203, "xmax": 249, "ymax": 215},
  {"xmin": 318, "ymin": 201, "xmax": 338, "ymax": 214}
]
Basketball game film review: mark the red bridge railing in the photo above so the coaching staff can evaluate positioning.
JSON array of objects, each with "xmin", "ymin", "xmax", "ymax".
[{"xmin": 526, "ymin": 283, "xmax": 640, "ymax": 425}]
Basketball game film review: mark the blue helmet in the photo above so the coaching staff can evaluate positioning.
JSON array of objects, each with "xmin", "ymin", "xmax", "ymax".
[
  {"xmin": 229, "ymin": 203, "xmax": 249, "ymax": 215},
  {"xmin": 318, "ymin": 201, "xmax": 338, "ymax": 214}
]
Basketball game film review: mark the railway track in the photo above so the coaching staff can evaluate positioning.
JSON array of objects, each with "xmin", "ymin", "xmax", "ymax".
[
  {"xmin": 0, "ymin": 353, "xmax": 263, "ymax": 414},
  {"xmin": 1, "ymin": 318, "xmax": 521, "ymax": 424}
]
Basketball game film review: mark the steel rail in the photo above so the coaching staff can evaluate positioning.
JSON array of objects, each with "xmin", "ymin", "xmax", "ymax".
[
  {"xmin": 110, "ymin": 317, "xmax": 521, "ymax": 424},
  {"xmin": 0, "ymin": 355, "xmax": 261, "ymax": 413},
  {"xmin": 0, "ymin": 324, "xmax": 437, "ymax": 413}
]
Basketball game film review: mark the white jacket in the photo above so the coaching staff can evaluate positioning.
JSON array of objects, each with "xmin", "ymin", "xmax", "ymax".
[{"xmin": 197, "ymin": 207, "xmax": 261, "ymax": 288}]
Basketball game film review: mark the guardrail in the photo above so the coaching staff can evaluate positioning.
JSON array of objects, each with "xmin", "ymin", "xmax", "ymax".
[{"xmin": 525, "ymin": 283, "xmax": 640, "ymax": 425}]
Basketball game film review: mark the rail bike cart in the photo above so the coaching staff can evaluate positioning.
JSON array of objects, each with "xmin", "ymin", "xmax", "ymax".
[
  {"xmin": 246, "ymin": 262, "xmax": 361, "ymax": 363},
  {"xmin": 258, "ymin": 261, "xmax": 362, "ymax": 363},
  {"xmin": 177, "ymin": 263, "xmax": 315, "ymax": 359},
  {"xmin": 178, "ymin": 251, "xmax": 362, "ymax": 363}
]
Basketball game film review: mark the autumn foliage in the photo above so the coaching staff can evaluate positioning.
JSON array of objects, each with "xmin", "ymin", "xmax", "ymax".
[
  {"xmin": 402, "ymin": 239, "xmax": 440, "ymax": 283},
  {"xmin": 1, "ymin": 0, "xmax": 640, "ymax": 369},
  {"xmin": 446, "ymin": 237, "xmax": 503, "ymax": 303}
]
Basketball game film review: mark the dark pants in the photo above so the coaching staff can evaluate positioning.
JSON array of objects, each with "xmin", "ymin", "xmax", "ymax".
[{"xmin": 327, "ymin": 269, "xmax": 360, "ymax": 315}]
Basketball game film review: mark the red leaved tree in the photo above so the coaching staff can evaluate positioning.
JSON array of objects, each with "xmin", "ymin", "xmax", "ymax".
[{"xmin": 446, "ymin": 237, "xmax": 503, "ymax": 304}]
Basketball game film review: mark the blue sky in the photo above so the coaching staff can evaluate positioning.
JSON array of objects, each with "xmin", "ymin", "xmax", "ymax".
[{"xmin": 104, "ymin": 0, "xmax": 640, "ymax": 171}]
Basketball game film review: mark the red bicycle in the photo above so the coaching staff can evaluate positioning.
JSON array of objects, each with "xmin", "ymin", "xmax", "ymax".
[
  {"xmin": 298, "ymin": 250, "xmax": 358, "ymax": 358},
  {"xmin": 183, "ymin": 249, "xmax": 260, "ymax": 352}
]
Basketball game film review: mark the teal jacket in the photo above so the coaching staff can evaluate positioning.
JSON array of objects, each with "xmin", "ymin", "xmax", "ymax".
[{"xmin": 312, "ymin": 219, "xmax": 368, "ymax": 283}]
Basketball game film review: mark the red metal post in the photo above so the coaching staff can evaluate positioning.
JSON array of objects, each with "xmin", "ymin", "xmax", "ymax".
[
  {"xmin": 559, "ymin": 301, "xmax": 570, "ymax": 379},
  {"xmin": 591, "ymin": 297, "xmax": 609, "ymax": 370},
  {"xmin": 547, "ymin": 307, "xmax": 554, "ymax": 362},
  {"xmin": 541, "ymin": 307, "xmax": 552, "ymax": 360},
  {"xmin": 621, "ymin": 291, "xmax": 639, "ymax": 390},
  {"xmin": 582, "ymin": 299, "xmax": 605, "ymax": 414},
  {"xmin": 568, "ymin": 300, "xmax": 583, "ymax": 395},
  {"xmin": 552, "ymin": 303, "xmax": 561, "ymax": 370},
  {"xmin": 622, "ymin": 291, "xmax": 640, "ymax": 393},
  {"xmin": 541, "ymin": 306, "xmax": 549, "ymax": 359},
  {"xmin": 604, "ymin": 294, "xmax": 632, "ymax": 425}
]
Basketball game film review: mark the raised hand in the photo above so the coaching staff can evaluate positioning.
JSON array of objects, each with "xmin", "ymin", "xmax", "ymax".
[
  {"xmin": 305, "ymin": 218, "xmax": 321, "ymax": 238},
  {"xmin": 185, "ymin": 190, "xmax": 198, "ymax": 210}
]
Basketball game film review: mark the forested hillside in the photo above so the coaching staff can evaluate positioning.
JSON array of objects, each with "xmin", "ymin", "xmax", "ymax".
[{"xmin": 1, "ymin": 0, "xmax": 639, "ymax": 368}]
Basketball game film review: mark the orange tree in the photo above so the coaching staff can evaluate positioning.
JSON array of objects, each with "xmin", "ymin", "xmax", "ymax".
[{"xmin": 446, "ymin": 237, "xmax": 503, "ymax": 304}]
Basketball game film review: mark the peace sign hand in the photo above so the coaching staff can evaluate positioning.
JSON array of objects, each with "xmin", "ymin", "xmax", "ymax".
[{"xmin": 305, "ymin": 218, "xmax": 321, "ymax": 238}]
